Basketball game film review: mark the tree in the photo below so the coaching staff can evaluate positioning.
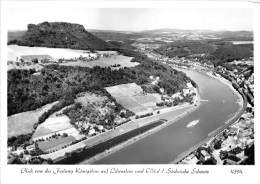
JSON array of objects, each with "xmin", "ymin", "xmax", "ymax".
[
  {"xmin": 62, "ymin": 133, "xmax": 68, "ymax": 137},
  {"xmin": 46, "ymin": 158, "xmax": 53, "ymax": 164},
  {"xmin": 32, "ymin": 58, "xmax": 39, "ymax": 64}
]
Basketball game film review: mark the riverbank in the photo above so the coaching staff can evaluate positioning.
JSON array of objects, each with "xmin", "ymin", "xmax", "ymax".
[
  {"xmin": 85, "ymin": 100, "xmax": 200, "ymax": 164},
  {"xmin": 80, "ymin": 66, "xmax": 244, "ymax": 164},
  {"xmin": 40, "ymin": 94, "xmax": 200, "ymax": 163},
  {"xmin": 170, "ymin": 67, "xmax": 246, "ymax": 164}
]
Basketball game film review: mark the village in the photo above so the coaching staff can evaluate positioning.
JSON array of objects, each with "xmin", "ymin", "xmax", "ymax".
[
  {"xmin": 175, "ymin": 58, "xmax": 254, "ymax": 165},
  {"xmin": 133, "ymin": 42, "xmax": 254, "ymax": 165}
]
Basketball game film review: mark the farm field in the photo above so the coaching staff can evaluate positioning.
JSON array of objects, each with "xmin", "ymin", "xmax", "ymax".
[
  {"xmin": 105, "ymin": 83, "xmax": 143, "ymax": 97},
  {"xmin": 8, "ymin": 101, "xmax": 59, "ymax": 138},
  {"xmin": 132, "ymin": 94, "xmax": 159, "ymax": 106},
  {"xmin": 60, "ymin": 54, "xmax": 138, "ymax": 68},
  {"xmin": 8, "ymin": 45, "xmax": 99, "ymax": 61},
  {"xmin": 38, "ymin": 136, "xmax": 76, "ymax": 152},
  {"xmin": 32, "ymin": 115, "xmax": 80, "ymax": 140},
  {"xmin": 105, "ymin": 83, "xmax": 160, "ymax": 114},
  {"xmin": 8, "ymin": 45, "xmax": 139, "ymax": 69}
]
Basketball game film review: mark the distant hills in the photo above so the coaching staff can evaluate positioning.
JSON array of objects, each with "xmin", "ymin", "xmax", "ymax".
[
  {"xmin": 8, "ymin": 22, "xmax": 116, "ymax": 50},
  {"xmin": 9, "ymin": 26, "xmax": 253, "ymax": 44},
  {"xmin": 90, "ymin": 29, "xmax": 253, "ymax": 42},
  {"xmin": 7, "ymin": 23, "xmax": 253, "ymax": 64},
  {"xmin": 8, "ymin": 30, "xmax": 26, "ymax": 42}
]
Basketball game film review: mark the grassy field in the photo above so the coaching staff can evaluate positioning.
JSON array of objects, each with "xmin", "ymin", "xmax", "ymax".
[
  {"xmin": 105, "ymin": 83, "xmax": 160, "ymax": 114},
  {"xmin": 38, "ymin": 136, "xmax": 76, "ymax": 152},
  {"xmin": 60, "ymin": 54, "xmax": 138, "ymax": 68},
  {"xmin": 8, "ymin": 45, "xmax": 97, "ymax": 61},
  {"xmin": 32, "ymin": 115, "xmax": 79, "ymax": 140},
  {"xmin": 132, "ymin": 95, "xmax": 158, "ymax": 105},
  {"xmin": 8, "ymin": 101, "xmax": 59, "ymax": 138},
  {"xmin": 106, "ymin": 83, "xmax": 143, "ymax": 97}
]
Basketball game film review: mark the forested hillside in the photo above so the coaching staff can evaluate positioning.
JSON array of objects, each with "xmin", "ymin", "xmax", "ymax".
[{"xmin": 8, "ymin": 22, "xmax": 116, "ymax": 50}]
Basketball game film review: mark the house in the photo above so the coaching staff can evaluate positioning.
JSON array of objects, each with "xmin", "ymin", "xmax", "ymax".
[
  {"xmin": 24, "ymin": 155, "xmax": 32, "ymax": 162},
  {"xmin": 200, "ymin": 150, "xmax": 211, "ymax": 161},
  {"xmin": 172, "ymin": 92, "xmax": 181, "ymax": 99},
  {"xmin": 160, "ymin": 88, "xmax": 165, "ymax": 93},
  {"xmin": 183, "ymin": 88, "xmax": 190, "ymax": 96},
  {"xmin": 26, "ymin": 144, "xmax": 35, "ymax": 152},
  {"xmin": 13, "ymin": 147, "xmax": 24, "ymax": 156},
  {"xmin": 97, "ymin": 125, "xmax": 104, "ymax": 131},
  {"xmin": 88, "ymin": 128, "xmax": 96, "ymax": 136},
  {"xmin": 187, "ymin": 82, "xmax": 193, "ymax": 88},
  {"xmin": 197, "ymin": 149, "xmax": 211, "ymax": 162}
]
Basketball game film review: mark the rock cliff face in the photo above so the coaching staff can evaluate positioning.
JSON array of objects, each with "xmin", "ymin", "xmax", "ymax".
[{"xmin": 8, "ymin": 22, "xmax": 115, "ymax": 50}]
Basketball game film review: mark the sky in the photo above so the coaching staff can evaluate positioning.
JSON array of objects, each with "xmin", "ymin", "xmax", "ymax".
[{"xmin": 4, "ymin": 2, "xmax": 253, "ymax": 31}]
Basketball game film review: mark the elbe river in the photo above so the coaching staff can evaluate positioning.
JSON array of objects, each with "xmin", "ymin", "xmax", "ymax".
[{"xmin": 85, "ymin": 69, "xmax": 241, "ymax": 164}]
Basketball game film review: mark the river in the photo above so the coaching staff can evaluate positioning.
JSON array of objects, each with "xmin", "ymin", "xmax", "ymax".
[{"xmin": 88, "ymin": 69, "xmax": 241, "ymax": 164}]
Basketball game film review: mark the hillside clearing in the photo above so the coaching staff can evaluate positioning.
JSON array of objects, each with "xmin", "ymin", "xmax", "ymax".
[
  {"xmin": 8, "ymin": 101, "xmax": 59, "ymax": 138},
  {"xmin": 32, "ymin": 115, "xmax": 80, "ymax": 141},
  {"xmin": 105, "ymin": 83, "xmax": 161, "ymax": 115}
]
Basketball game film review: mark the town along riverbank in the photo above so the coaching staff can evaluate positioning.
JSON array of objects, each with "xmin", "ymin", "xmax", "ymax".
[{"xmin": 172, "ymin": 68, "xmax": 247, "ymax": 164}]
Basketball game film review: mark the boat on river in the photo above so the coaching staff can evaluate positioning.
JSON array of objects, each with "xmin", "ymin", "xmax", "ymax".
[{"xmin": 186, "ymin": 119, "xmax": 199, "ymax": 128}]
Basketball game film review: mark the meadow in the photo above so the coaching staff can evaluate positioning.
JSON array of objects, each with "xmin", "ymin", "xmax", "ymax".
[
  {"xmin": 60, "ymin": 55, "xmax": 138, "ymax": 69},
  {"xmin": 32, "ymin": 115, "xmax": 79, "ymax": 140},
  {"xmin": 105, "ymin": 83, "xmax": 160, "ymax": 114},
  {"xmin": 8, "ymin": 101, "xmax": 59, "ymax": 138},
  {"xmin": 8, "ymin": 45, "xmax": 98, "ymax": 61}
]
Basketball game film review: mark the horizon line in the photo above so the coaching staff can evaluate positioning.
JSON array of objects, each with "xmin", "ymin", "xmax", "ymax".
[{"xmin": 8, "ymin": 27, "xmax": 253, "ymax": 33}]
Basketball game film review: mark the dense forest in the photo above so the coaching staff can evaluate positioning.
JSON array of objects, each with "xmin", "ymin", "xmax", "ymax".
[
  {"xmin": 210, "ymin": 44, "xmax": 253, "ymax": 65},
  {"xmin": 155, "ymin": 41, "xmax": 216, "ymax": 58},
  {"xmin": 154, "ymin": 40, "xmax": 253, "ymax": 65}
]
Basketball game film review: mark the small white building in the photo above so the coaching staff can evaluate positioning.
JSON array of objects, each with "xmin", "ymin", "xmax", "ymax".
[
  {"xmin": 26, "ymin": 144, "xmax": 35, "ymax": 152},
  {"xmin": 183, "ymin": 88, "xmax": 190, "ymax": 96},
  {"xmin": 200, "ymin": 150, "xmax": 211, "ymax": 160},
  {"xmin": 160, "ymin": 88, "xmax": 165, "ymax": 94},
  {"xmin": 13, "ymin": 147, "xmax": 24, "ymax": 156},
  {"xmin": 88, "ymin": 128, "xmax": 96, "ymax": 136},
  {"xmin": 172, "ymin": 92, "xmax": 181, "ymax": 99},
  {"xmin": 97, "ymin": 125, "xmax": 104, "ymax": 131},
  {"xmin": 187, "ymin": 82, "xmax": 193, "ymax": 88}
]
